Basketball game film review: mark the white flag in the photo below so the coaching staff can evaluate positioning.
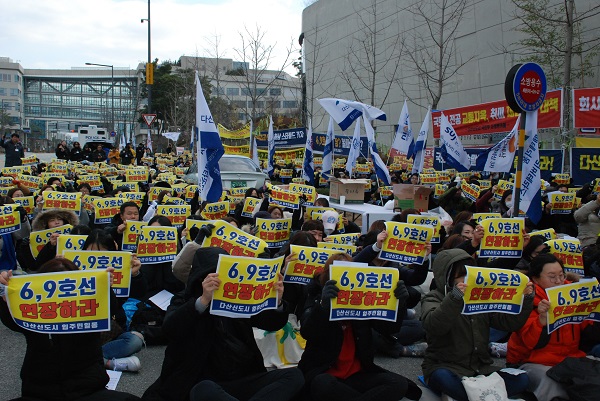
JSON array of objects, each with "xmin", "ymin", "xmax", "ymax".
[
  {"xmin": 519, "ymin": 111, "xmax": 542, "ymax": 224},
  {"xmin": 363, "ymin": 114, "xmax": 391, "ymax": 185},
  {"xmin": 302, "ymin": 120, "xmax": 315, "ymax": 184},
  {"xmin": 391, "ymin": 100, "xmax": 415, "ymax": 157},
  {"xmin": 412, "ymin": 107, "xmax": 431, "ymax": 174},
  {"xmin": 321, "ymin": 117, "xmax": 335, "ymax": 180},
  {"xmin": 161, "ymin": 132, "xmax": 181, "ymax": 142},
  {"xmin": 346, "ymin": 119, "xmax": 362, "ymax": 176},
  {"xmin": 318, "ymin": 98, "xmax": 386, "ymax": 130},
  {"xmin": 250, "ymin": 120, "xmax": 259, "ymax": 167},
  {"xmin": 146, "ymin": 129, "xmax": 152, "ymax": 152},
  {"xmin": 475, "ymin": 116, "xmax": 520, "ymax": 172},
  {"xmin": 267, "ymin": 116, "xmax": 275, "ymax": 176},
  {"xmin": 439, "ymin": 113, "xmax": 470, "ymax": 172}
]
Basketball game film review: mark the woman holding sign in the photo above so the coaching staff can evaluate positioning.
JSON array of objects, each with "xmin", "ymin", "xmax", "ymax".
[{"xmin": 507, "ymin": 253, "xmax": 600, "ymax": 400}]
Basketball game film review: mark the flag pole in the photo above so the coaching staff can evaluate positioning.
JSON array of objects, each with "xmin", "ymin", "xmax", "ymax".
[{"xmin": 512, "ymin": 113, "xmax": 526, "ymax": 217}]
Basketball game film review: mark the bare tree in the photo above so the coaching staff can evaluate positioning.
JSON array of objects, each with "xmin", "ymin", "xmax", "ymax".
[
  {"xmin": 233, "ymin": 25, "xmax": 296, "ymax": 120},
  {"xmin": 204, "ymin": 34, "xmax": 228, "ymax": 98},
  {"xmin": 402, "ymin": 0, "xmax": 474, "ymax": 110}
]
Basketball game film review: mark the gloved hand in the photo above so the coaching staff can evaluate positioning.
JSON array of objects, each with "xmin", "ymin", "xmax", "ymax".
[
  {"xmin": 194, "ymin": 224, "xmax": 215, "ymax": 244},
  {"xmin": 394, "ymin": 280, "xmax": 409, "ymax": 308},
  {"xmin": 320, "ymin": 280, "xmax": 339, "ymax": 309}
]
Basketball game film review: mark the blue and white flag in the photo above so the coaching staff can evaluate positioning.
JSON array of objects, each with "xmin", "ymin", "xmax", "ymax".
[
  {"xmin": 250, "ymin": 120, "xmax": 259, "ymax": 167},
  {"xmin": 346, "ymin": 119, "xmax": 362, "ymax": 176},
  {"xmin": 392, "ymin": 100, "xmax": 415, "ymax": 157},
  {"xmin": 190, "ymin": 126, "xmax": 194, "ymax": 150},
  {"xmin": 303, "ymin": 120, "xmax": 315, "ymax": 185},
  {"xmin": 321, "ymin": 117, "xmax": 334, "ymax": 180},
  {"xmin": 119, "ymin": 132, "xmax": 126, "ymax": 150},
  {"xmin": 318, "ymin": 98, "xmax": 386, "ymax": 131},
  {"xmin": 412, "ymin": 107, "xmax": 431, "ymax": 174},
  {"xmin": 519, "ymin": 111, "xmax": 542, "ymax": 224},
  {"xmin": 475, "ymin": 116, "xmax": 519, "ymax": 173},
  {"xmin": 267, "ymin": 116, "xmax": 275, "ymax": 177},
  {"xmin": 439, "ymin": 113, "xmax": 470, "ymax": 172},
  {"xmin": 146, "ymin": 129, "xmax": 152, "ymax": 152},
  {"xmin": 195, "ymin": 72, "xmax": 224, "ymax": 202},
  {"xmin": 363, "ymin": 115, "xmax": 391, "ymax": 185}
]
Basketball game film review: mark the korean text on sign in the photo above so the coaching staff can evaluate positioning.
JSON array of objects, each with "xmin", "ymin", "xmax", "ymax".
[
  {"xmin": 184, "ymin": 219, "xmax": 214, "ymax": 241},
  {"xmin": 42, "ymin": 192, "xmax": 82, "ymax": 215},
  {"xmin": 326, "ymin": 233, "xmax": 360, "ymax": 245},
  {"xmin": 0, "ymin": 210, "xmax": 21, "ymax": 235},
  {"xmin": 241, "ymin": 197, "xmax": 261, "ymax": 218},
  {"xmin": 407, "ymin": 215, "xmax": 441, "ymax": 244},
  {"xmin": 380, "ymin": 222, "xmax": 433, "ymax": 265},
  {"xmin": 463, "ymin": 266, "xmax": 528, "ymax": 315},
  {"xmin": 200, "ymin": 202, "xmax": 229, "ymax": 221},
  {"xmin": 473, "ymin": 213, "xmax": 501, "ymax": 224},
  {"xmin": 29, "ymin": 225, "xmax": 73, "ymax": 258},
  {"xmin": 256, "ymin": 217, "xmax": 291, "ymax": 249},
  {"xmin": 122, "ymin": 221, "xmax": 147, "ymax": 252},
  {"xmin": 532, "ymin": 228, "xmax": 557, "ymax": 241},
  {"xmin": 545, "ymin": 279, "xmax": 600, "ymax": 333},
  {"xmin": 479, "ymin": 218, "xmax": 524, "ymax": 258},
  {"xmin": 63, "ymin": 250, "xmax": 132, "ymax": 297},
  {"xmin": 211, "ymin": 254, "xmax": 283, "ymax": 318},
  {"xmin": 545, "ymin": 239, "xmax": 584, "ymax": 276},
  {"xmin": 269, "ymin": 188, "xmax": 300, "ymax": 210},
  {"xmin": 157, "ymin": 204, "xmax": 191, "ymax": 228},
  {"xmin": 136, "ymin": 226, "xmax": 178, "ymax": 264},
  {"xmin": 317, "ymin": 242, "xmax": 357, "ymax": 255},
  {"xmin": 289, "ymin": 183, "xmax": 317, "ymax": 206},
  {"xmin": 56, "ymin": 234, "xmax": 88, "ymax": 256},
  {"xmin": 329, "ymin": 265, "xmax": 399, "ymax": 322},
  {"xmin": 550, "ymin": 192, "xmax": 575, "ymax": 215},
  {"xmin": 202, "ymin": 220, "xmax": 268, "ymax": 257},
  {"xmin": 93, "ymin": 198, "xmax": 123, "ymax": 224},
  {"xmin": 283, "ymin": 245, "xmax": 344, "ymax": 285},
  {"xmin": 5, "ymin": 270, "xmax": 111, "ymax": 334}
]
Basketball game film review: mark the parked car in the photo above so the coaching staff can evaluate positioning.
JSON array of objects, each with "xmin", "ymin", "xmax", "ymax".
[{"xmin": 183, "ymin": 154, "xmax": 268, "ymax": 189}]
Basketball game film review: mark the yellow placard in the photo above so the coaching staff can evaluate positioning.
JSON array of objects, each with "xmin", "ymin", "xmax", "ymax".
[
  {"xmin": 329, "ymin": 265, "xmax": 399, "ymax": 321},
  {"xmin": 16, "ymin": 174, "xmax": 42, "ymax": 190},
  {"xmin": 156, "ymin": 204, "xmax": 191, "ymax": 227},
  {"xmin": 380, "ymin": 222, "xmax": 433, "ymax": 265},
  {"xmin": 163, "ymin": 194, "xmax": 186, "ymax": 205},
  {"xmin": 289, "ymin": 183, "xmax": 317, "ymax": 205},
  {"xmin": 200, "ymin": 202, "xmax": 229, "ymax": 221},
  {"xmin": 379, "ymin": 186, "xmax": 393, "ymax": 198},
  {"xmin": 136, "ymin": 226, "xmax": 178, "ymax": 264},
  {"xmin": 531, "ymin": 228, "xmax": 557, "ymax": 241},
  {"xmin": 185, "ymin": 185, "xmax": 199, "ymax": 202},
  {"xmin": 122, "ymin": 220, "xmax": 147, "ymax": 252},
  {"xmin": 21, "ymin": 155, "xmax": 38, "ymax": 165},
  {"xmin": 117, "ymin": 182, "xmax": 140, "ymax": 192},
  {"xmin": 227, "ymin": 187, "xmax": 249, "ymax": 200},
  {"xmin": 202, "ymin": 220, "xmax": 268, "ymax": 257},
  {"xmin": 280, "ymin": 169, "xmax": 294, "ymax": 179},
  {"xmin": 420, "ymin": 174, "xmax": 438, "ymax": 184},
  {"xmin": 63, "ymin": 250, "xmax": 132, "ymax": 297},
  {"xmin": 41, "ymin": 192, "xmax": 82, "ymax": 215},
  {"xmin": 463, "ymin": 266, "xmax": 528, "ymax": 314},
  {"xmin": 2, "ymin": 166, "xmax": 30, "ymax": 177},
  {"xmin": 545, "ymin": 239, "xmax": 584, "ymax": 276},
  {"xmin": 549, "ymin": 192, "xmax": 575, "ymax": 215},
  {"xmin": 29, "ymin": 225, "xmax": 73, "ymax": 258},
  {"xmin": 56, "ymin": 234, "xmax": 88, "ymax": 255},
  {"xmin": 461, "ymin": 182, "xmax": 480, "ymax": 202},
  {"xmin": 478, "ymin": 180, "xmax": 491, "ymax": 190},
  {"xmin": 326, "ymin": 233, "xmax": 360, "ymax": 245},
  {"xmin": 13, "ymin": 196, "xmax": 35, "ymax": 217},
  {"xmin": 78, "ymin": 174, "xmax": 103, "ymax": 192},
  {"xmin": 117, "ymin": 192, "xmax": 145, "ymax": 207},
  {"xmin": 93, "ymin": 197, "xmax": 123, "ymax": 224},
  {"xmin": 284, "ymin": 245, "xmax": 346, "ymax": 285},
  {"xmin": 269, "ymin": 188, "xmax": 299, "ymax": 210},
  {"xmin": 256, "ymin": 217, "xmax": 292, "ymax": 248},
  {"xmin": 241, "ymin": 197, "xmax": 261, "ymax": 218},
  {"xmin": 552, "ymin": 173, "xmax": 570, "ymax": 185},
  {"xmin": 125, "ymin": 168, "xmax": 149, "ymax": 182},
  {"xmin": 0, "ymin": 210, "xmax": 21, "ymax": 234},
  {"xmin": 494, "ymin": 180, "xmax": 514, "ymax": 201},
  {"xmin": 545, "ymin": 279, "xmax": 600, "ymax": 333},
  {"xmin": 407, "ymin": 215, "xmax": 441, "ymax": 244},
  {"xmin": 5, "ymin": 270, "xmax": 110, "ymax": 334},
  {"xmin": 473, "ymin": 213, "xmax": 501, "ymax": 224},
  {"xmin": 479, "ymin": 218, "xmax": 524, "ymax": 258},
  {"xmin": 292, "ymin": 178, "xmax": 304, "ymax": 183},
  {"xmin": 211, "ymin": 254, "xmax": 283, "ymax": 318},
  {"xmin": 434, "ymin": 184, "xmax": 448, "ymax": 198},
  {"xmin": 317, "ymin": 242, "xmax": 357, "ymax": 255}
]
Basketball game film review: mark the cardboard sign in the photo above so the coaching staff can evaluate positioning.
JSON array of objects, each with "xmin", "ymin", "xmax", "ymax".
[
  {"xmin": 380, "ymin": 222, "xmax": 433, "ymax": 265},
  {"xmin": 479, "ymin": 218, "xmax": 524, "ymax": 258},
  {"xmin": 545, "ymin": 279, "xmax": 600, "ymax": 333},
  {"xmin": 463, "ymin": 266, "xmax": 528, "ymax": 314}
]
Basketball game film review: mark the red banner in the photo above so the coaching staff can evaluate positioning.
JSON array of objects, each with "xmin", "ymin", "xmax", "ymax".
[
  {"xmin": 573, "ymin": 87, "xmax": 600, "ymax": 128},
  {"xmin": 432, "ymin": 89, "xmax": 562, "ymax": 138}
]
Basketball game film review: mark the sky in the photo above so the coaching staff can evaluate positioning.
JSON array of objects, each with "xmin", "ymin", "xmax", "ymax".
[{"xmin": 1, "ymin": 0, "xmax": 305, "ymax": 73}]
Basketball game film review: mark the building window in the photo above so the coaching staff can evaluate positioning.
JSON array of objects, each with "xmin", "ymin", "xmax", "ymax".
[
  {"xmin": 283, "ymin": 101, "xmax": 298, "ymax": 108},
  {"xmin": 0, "ymin": 88, "xmax": 6, "ymax": 96},
  {"xmin": 215, "ymin": 87, "xmax": 225, "ymax": 96},
  {"xmin": 10, "ymin": 88, "xmax": 20, "ymax": 97},
  {"xmin": 232, "ymin": 100, "xmax": 246, "ymax": 108},
  {"xmin": 14, "ymin": 75, "xmax": 20, "ymax": 83},
  {"xmin": 270, "ymin": 88, "xmax": 281, "ymax": 96},
  {"xmin": 241, "ymin": 88, "xmax": 251, "ymax": 96},
  {"xmin": 0, "ymin": 74, "xmax": 11, "ymax": 82},
  {"xmin": 226, "ymin": 87, "xmax": 239, "ymax": 96}
]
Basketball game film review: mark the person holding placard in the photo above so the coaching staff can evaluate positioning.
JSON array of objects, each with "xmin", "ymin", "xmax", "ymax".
[
  {"xmin": 105, "ymin": 202, "xmax": 141, "ymax": 249},
  {"xmin": 421, "ymin": 249, "xmax": 534, "ymax": 401},
  {"xmin": 142, "ymin": 247, "xmax": 304, "ymax": 401},
  {"xmin": 298, "ymin": 253, "xmax": 422, "ymax": 401},
  {"xmin": 507, "ymin": 253, "xmax": 600, "ymax": 400},
  {"xmin": 574, "ymin": 195, "xmax": 600, "ymax": 248}
]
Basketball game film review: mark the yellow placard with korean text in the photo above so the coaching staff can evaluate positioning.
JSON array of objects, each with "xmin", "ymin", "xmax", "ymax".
[
  {"xmin": 255, "ymin": 217, "xmax": 292, "ymax": 248},
  {"xmin": 434, "ymin": 184, "xmax": 447, "ymax": 198},
  {"xmin": 473, "ymin": 213, "xmax": 501, "ymax": 224},
  {"xmin": 211, "ymin": 254, "xmax": 283, "ymax": 318},
  {"xmin": 163, "ymin": 194, "xmax": 186, "ymax": 205},
  {"xmin": 292, "ymin": 178, "xmax": 304, "ymax": 183},
  {"xmin": 326, "ymin": 233, "xmax": 360, "ymax": 245},
  {"xmin": 78, "ymin": 174, "xmax": 103, "ymax": 192},
  {"xmin": 550, "ymin": 192, "xmax": 575, "ymax": 215},
  {"xmin": 494, "ymin": 180, "xmax": 514, "ymax": 201},
  {"xmin": 122, "ymin": 220, "xmax": 147, "ymax": 252},
  {"xmin": 407, "ymin": 215, "xmax": 441, "ymax": 244},
  {"xmin": 5, "ymin": 270, "xmax": 110, "ymax": 334},
  {"xmin": 329, "ymin": 265, "xmax": 399, "ymax": 322},
  {"xmin": 2, "ymin": 166, "xmax": 30, "ymax": 177},
  {"xmin": 185, "ymin": 185, "xmax": 199, "ymax": 202},
  {"xmin": 63, "ymin": 250, "xmax": 132, "ymax": 297},
  {"xmin": 56, "ymin": 234, "xmax": 88, "ymax": 256},
  {"xmin": 227, "ymin": 187, "xmax": 249, "ymax": 200},
  {"xmin": 21, "ymin": 155, "xmax": 38, "ymax": 165},
  {"xmin": 269, "ymin": 188, "xmax": 299, "ymax": 210},
  {"xmin": 379, "ymin": 186, "xmax": 393, "ymax": 198},
  {"xmin": 545, "ymin": 279, "xmax": 600, "ymax": 333},
  {"xmin": 284, "ymin": 245, "xmax": 345, "ymax": 285},
  {"xmin": 478, "ymin": 180, "xmax": 491, "ymax": 190},
  {"xmin": 16, "ymin": 174, "xmax": 42, "ymax": 190},
  {"xmin": 29, "ymin": 225, "xmax": 72, "ymax": 258},
  {"xmin": 463, "ymin": 266, "xmax": 528, "ymax": 315},
  {"xmin": 200, "ymin": 202, "xmax": 229, "ymax": 221},
  {"xmin": 380, "ymin": 222, "xmax": 433, "ymax": 265},
  {"xmin": 545, "ymin": 239, "xmax": 584, "ymax": 276},
  {"xmin": 202, "ymin": 220, "xmax": 268, "ymax": 257},
  {"xmin": 13, "ymin": 196, "xmax": 35, "ymax": 218},
  {"xmin": 156, "ymin": 204, "xmax": 191, "ymax": 228},
  {"xmin": 125, "ymin": 168, "xmax": 149, "ymax": 183},
  {"xmin": 147, "ymin": 187, "xmax": 166, "ymax": 203},
  {"xmin": 552, "ymin": 173, "xmax": 570, "ymax": 185},
  {"xmin": 532, "ymin": 228, "xmax": 557, "ymax": 241},
  {"xmin": 461, "ymin": 182, "xmax": 480, "ymax": 202},
  {"xmin": 117, "ymin": 192, "xmax": 145, "ymax": 207},
  {"xmin": 93, "ymin": 197, "xmax": 122, "ymax": 224},
  {"xmin": 241, "ymin": 197, "xmax": 261, "ymax": 218},
  {"xmin": 136, "ymin": 226, "xmax": 178, "ymax": 264},
  {"xmin": 42, "ymin": 192, "xmax": 82, "ymax": 215},
  {"xmin": 184, "ymin": 219, "xmax": 214, "ymax": 240},
  {"xmin": 289, "ymin": 183, "xmax": 317, "ymax": 206},
  {"xmin": 280, "ymin": 169, "xmax": 293, "ymax": 179},
  {"xmin": 0, "ymin": 210, "xmax": 21, "ymax": 234},
  {"xmin": 0, "ymin": 176, "xmax": 13, "ymax": 186},
  {"xmin": 479, "ymin": 218, "xmax": 524, "ymax": 258},
  {"xmin": 420, "ymin": 174, "xmax": 438, "ymax": 185},
  {"xmin": 317, "ymin": 242, "xmax": 357, "ymax": 255}
]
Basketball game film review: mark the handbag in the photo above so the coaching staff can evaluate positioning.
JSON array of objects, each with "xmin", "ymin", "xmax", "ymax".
[{"xmin": 461, "ymin": 372, "xmax": 508, "ymax": 401}]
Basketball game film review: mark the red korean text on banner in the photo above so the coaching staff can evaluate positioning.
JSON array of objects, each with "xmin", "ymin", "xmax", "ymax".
[{"xmin": 572, "ymin": 87, "xmax": 600, "ymax": 129}]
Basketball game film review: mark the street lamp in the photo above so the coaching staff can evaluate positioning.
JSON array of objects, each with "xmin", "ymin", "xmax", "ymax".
[{"xmin": 86, "ymin": 62, "xmax": 114, "ymax": 133}]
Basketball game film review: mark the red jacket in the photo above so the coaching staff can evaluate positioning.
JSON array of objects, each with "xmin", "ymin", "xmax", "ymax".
[{"xmin": 507, "ymin": 282, "xmax": 589, "ymax": 366}]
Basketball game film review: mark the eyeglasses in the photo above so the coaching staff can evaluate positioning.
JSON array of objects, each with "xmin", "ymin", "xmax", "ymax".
[{"xmin": 542, "ymin": 273, "xmax": 565, "ymax": 282}]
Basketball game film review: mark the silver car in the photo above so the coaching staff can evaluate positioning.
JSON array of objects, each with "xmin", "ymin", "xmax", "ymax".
[{"xmin": 183, "ymin": 154, "xmax": 268, "ymax": 189}]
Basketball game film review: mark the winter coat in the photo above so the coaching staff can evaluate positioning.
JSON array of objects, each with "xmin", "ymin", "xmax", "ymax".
[
  {"xmin": 121, "ymin": 148, "xmax": 135, "ymax": 165},
  {"xmin": 91, "ymin": 149, "xmax": 106, "ymax": 163},
  {"xmin": 437, "ymin": 187, "xmax": 473, "ymax": 219},
  {"xmin": 108, "ymin": 149, "xmax": 120, "ymax": 165},
  {"xmin": 1, "ymin": 138, "xmax": 25, "ymax": 167},
  {"xmin": 420, "ymin": 249, "xmax": 533, "ymax": 380},
  {"xmin": 55, "ymin": 145, "xmax": 70, "ymax": 160},
  {"xmin": 0, "ymin": 298, "xmax": 109, "ymax": 400},
  {"xmin": 142, "ymin": 247, "xmax": 289, "ymax": 401},
  {"xmin": 70, "ymin": 147, "xmax": 84, "ymax": 162},
  {"xmin": 574, "ymin": 200, "xmax": 600, "ymax": 247},
  {"xmin": 507, "ymin": 281, "xmax": 591, "ymax": 367}
]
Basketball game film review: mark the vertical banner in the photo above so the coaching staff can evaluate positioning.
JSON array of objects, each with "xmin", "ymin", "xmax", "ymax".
[
  {"xmin": 210, "ymin": 254, "xmax": 283, "ymax": 318},
  {"xmin": 5, "ymin": 270, "xmax": 111, "ymax": 334},
  {"xmin": 462, "ymin": 266, "xmax": 528, "ymax": 314},
  {"xmin": 329, "ymin": 265, "xmax": 399, "ymax": 322}
]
